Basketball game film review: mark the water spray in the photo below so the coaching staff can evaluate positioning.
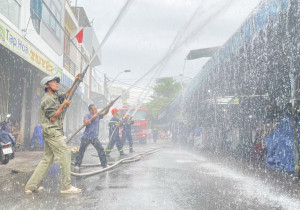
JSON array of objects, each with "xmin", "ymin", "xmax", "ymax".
[
  {"xmin": 67, "ymin": 0, "xmax": 236, "ymax": 145},
  {"xmin": 62, "ymin": 0, "xmax": 134, "ymax": 118},
  {"xmin": 66, "ymin": 96, "xmax": 120, "ymax": 144}
]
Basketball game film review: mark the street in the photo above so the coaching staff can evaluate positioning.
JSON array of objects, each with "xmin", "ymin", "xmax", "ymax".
[
  {"xmin": 2, "ymin": 0, "xmax": 300, "ymax": 209},
  {"xmin": 0, "ymin": 141, "xmax": 300, "ymax": 210}
]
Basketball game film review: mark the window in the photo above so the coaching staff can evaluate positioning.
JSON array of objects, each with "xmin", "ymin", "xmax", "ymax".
[
  {"xmin": 42, "ymin": 0, "xmax": 62, "ymax": 39},
  {"xmin": 0, "ymin": 0, "xmax": 21, "ymax": 27},
  {"xmin": 42, "ymin": 0, "xmax": 49, "ymax": 26},
  {"xmin": 30, "ymin": 0, "xmax": 42, "ymax": 34}
]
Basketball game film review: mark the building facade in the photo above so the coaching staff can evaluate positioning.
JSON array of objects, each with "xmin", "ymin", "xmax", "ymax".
[{"xmin": 0, "ymin": 0, "xmax": 102, "ymax": 148}]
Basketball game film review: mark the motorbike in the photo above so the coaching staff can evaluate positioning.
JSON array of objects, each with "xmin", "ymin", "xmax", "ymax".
[
  {"xmin": 0, "ymin": 142, "xmax": 13, "ymax": 164},
  {"xmin": 0, "ymin": 130, "xmax": 15, "ymax": 164},
  {"xmin": 0, "ymin": 115, "xmax": 16, "ymax": 164}
]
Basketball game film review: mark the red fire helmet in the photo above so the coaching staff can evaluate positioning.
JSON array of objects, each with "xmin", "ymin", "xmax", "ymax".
[{"xmin": 111, "ymin": 108, "xmax": 119, "ymax": 115}]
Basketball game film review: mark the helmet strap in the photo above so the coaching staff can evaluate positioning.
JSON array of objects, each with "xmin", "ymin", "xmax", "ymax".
[{"xmin": 46, "ymin": 83, "xmax": 58, "ymax": 93}]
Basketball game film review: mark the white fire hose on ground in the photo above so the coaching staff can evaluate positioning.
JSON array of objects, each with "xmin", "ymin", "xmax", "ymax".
[{"xmin": 71, "ymin": 147, "xmax": 162, "ymax": 177}]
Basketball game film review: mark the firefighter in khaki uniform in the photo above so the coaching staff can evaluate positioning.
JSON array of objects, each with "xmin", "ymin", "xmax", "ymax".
[{"xmin": 25, "ymin": 75, "xmax": 82, "ymax": 194}]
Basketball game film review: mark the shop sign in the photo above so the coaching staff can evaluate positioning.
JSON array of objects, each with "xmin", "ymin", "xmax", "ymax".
[{"xmin": 0, "ymin": 18, "xmax": 61, "ymax": 77}]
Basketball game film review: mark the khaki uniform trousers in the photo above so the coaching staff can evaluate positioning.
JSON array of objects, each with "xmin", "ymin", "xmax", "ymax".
[{"xmin": 25, "ymin": 133, "xmax": 71, "ymax": 191}]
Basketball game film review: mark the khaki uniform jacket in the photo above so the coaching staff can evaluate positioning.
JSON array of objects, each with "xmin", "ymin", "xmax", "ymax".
[{"xmin": 40, "ymin": 92, "xmax": 66, "ymax": 138}]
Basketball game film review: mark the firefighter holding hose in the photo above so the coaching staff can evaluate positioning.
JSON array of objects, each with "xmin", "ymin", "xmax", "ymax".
[
  {"xmin": 74, "ymin": 103, "xmax": 113, "ymax": 172},
  {"xmin": 106, "ymin": 108, "xmax": 126, "ymax": 157},
  {"xmin": 121, "ymin": 114, "xmax": 135, "ymax": 153},
  {"xmin": 25, "ymin": 75, "xmax": 82, "ymax": 194}
]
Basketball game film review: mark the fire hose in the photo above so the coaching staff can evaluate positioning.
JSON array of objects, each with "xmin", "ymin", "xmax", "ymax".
[
  {"xmin": 61, "ymin": 0, "xmax": 133, "ymax": 119},
  {"xmin": 71, "ymin": 147, "xmax": 162, "ymax": 177},
  {"xmin": 66, "ymin": 96, "xmax": 120, "ymax": 144}
]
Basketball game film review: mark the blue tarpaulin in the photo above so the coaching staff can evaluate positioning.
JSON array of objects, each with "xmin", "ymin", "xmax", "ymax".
[
  {"xmin": 31, "ymin": 125, "xmax": 44, "ymax": 148},
  {"xmin": 264, "ymin": 115, "xmax": 300, "ymax": 172}
]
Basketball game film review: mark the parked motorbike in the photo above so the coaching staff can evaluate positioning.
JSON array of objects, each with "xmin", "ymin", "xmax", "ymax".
[
  {"xmin": 0, "ymin": 130, "xmax": 15, "ymax": 164},
  {"xmin": 0, "ymin": 118, "xmax": 16, "ymax": 164},
  {"xmin": 0, "ymin": 141, "xmax": 13, "ymax": 164}
]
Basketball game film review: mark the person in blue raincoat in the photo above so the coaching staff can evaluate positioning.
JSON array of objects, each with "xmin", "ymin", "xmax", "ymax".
[{"xmin": 31, "ymin": 125, "xmax": 44, "ymax": 149}]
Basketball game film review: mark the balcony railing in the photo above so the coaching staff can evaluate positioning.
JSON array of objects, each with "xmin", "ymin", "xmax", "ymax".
[{"xmin": 63, "ymin": 54, "xmax": 77, "ymax": 76}]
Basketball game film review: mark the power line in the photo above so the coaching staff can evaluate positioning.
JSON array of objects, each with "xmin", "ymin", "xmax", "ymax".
[
  {"xmin": 96, "ymin": 0, "xmax": 235, "ymax": 108},
  {"xmin": 94, "ymin": 70, "xmax": 147, "ymax": 90},
  {"xmin": 98, "ymin": 0, "xmax": 134, "ymax": 49}
]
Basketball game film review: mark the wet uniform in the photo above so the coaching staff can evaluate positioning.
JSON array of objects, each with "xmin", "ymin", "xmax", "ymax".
[
  {"xmin": 106, "ymin": 116, "xmax": 124, "ymax": 155},
  {"xmin": 75, "ymin": 113, "xmax": 107, "ymax": 168},
  {"xmin": 26, "ymin": 92, "xmax": 71, "ymax": 191},
  {"xmin": 121, "ymin": 119, "xmax": 134, "ymax": 152}
]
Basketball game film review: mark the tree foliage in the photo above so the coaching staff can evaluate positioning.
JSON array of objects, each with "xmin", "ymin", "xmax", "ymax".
[
  {"xmin": 153, "ymin": 78, "xmax": 181, "ymax": 98},
  {"xmin": 144, "ymin": 78, "xmax": 181, "ymax": 121}
]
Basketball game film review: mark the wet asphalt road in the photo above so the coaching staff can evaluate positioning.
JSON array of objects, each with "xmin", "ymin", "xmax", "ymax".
[{"xmin": 1, "ymin": 141, "xmax": 300, "ymax": 210}]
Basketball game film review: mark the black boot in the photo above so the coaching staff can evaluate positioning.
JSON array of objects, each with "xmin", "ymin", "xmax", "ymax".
[
  {"xmin": 120, "ymin": 151, "xmax": 127, "ymax": 156},
  {"xmin": 106, "ymin": 151, "xmax": 110, "ymax": 157},
  {"xmin": 130, "ymin": 148, "xmax": 134, "ymax": 153}
]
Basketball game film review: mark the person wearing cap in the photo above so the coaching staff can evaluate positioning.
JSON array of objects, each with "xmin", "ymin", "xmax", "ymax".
[
  {"xmin": 106, "ymin": 108, "xmax": 126, "ymax": 157},
  {"xmin": 25, "ymin": 74, "xmax": 82, "ymax": 194},
  {"xmin": 121, "ymin": 114, "xmax": 135, "ymax": 153},
  {"xmin": 74, "ymin": 103, "xmax": 113, "ymax": 172}
]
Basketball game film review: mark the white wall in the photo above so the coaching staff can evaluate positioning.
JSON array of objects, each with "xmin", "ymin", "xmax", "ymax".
[
  {"xmin": 20, "ymin": 0, "xmax": 65, "ymax": 68},
  {"xmin": 0, "ymin": 0, "xmax": 93, "ymax": 96}
]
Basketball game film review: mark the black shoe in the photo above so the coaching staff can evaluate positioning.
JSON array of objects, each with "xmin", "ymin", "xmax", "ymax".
[
  {"xmin": 102, "ymin": 165, "xmax": 108, "ymax": 169},
  {"xmin": 120, "ymin": 152, "xmax": 127, "ymax": 156}
]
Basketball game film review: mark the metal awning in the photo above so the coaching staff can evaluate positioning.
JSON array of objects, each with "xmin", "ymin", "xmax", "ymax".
[{"xmin": 186, "ymin": 47, "xmax": 220, "ymax": 60}]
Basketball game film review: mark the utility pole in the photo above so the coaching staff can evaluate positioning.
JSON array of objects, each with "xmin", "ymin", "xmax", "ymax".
[
  {"xmin": 103, "ymin": 73, "xmax": 109, "ymax": 139},
  {"xmin": 104, "ymin": 73, "xmax": 108, "ymax": 104},
  {"xmin": 89, "ymin": 57, "xmax": 92, "ymax": 99}
]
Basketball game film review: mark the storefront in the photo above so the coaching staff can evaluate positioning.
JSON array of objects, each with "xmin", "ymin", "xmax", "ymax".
[
  {"xmin": 0, "ymin": 44, "xmax": 48, "ymax": 148},
  {"xmin": 0, "ymin": 18, "xmax": 70, "ymax": 148}
]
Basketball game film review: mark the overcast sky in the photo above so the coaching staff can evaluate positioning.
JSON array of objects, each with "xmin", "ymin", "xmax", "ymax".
[{"xmin": 77, "ymin": 0, "xmax": 261, "ymax": 101}]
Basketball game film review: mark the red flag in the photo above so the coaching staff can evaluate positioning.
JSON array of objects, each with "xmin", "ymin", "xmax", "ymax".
[{"xmin": 75, "ymin": 28, "xmax": 84, "ymax": 43}]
